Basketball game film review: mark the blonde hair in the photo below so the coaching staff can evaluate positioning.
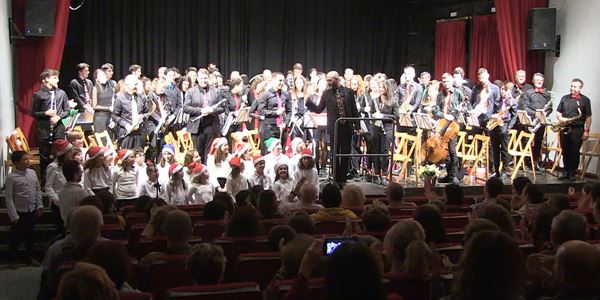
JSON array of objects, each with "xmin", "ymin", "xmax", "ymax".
[
  {"xmin": 341, "ymin": 184, "xmax": 366, "ymax": 208},
  {"xmin": 351, "ymin": 75, "xmax": 365, "ymax": 97},
  {"xmin": 57, "ymin": 262, "xmax": 118, "ymax": 300},
  {"xmin": 383, "ymin": 220, "xmax": 432, "ymax": 278}
]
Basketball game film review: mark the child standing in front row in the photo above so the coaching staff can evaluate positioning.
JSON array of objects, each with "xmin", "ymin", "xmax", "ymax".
[{"xmin": 187, "ymin": 162, "xmax": 214, "ymax": 205}]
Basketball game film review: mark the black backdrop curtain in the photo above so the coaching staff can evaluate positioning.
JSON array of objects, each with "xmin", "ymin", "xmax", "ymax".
[{"xmin": 80, "ymin": 0, "xmax": 415, "ymax": 79}]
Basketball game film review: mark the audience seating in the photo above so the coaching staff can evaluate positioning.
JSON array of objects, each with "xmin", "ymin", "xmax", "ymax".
[
  {"xmin": 314, "ymin": 219, "xmax": 350, "ymax": 235},
  {"xmin": 236, "ymin": 252, "xmax": 281, "ymax": 289},
  {"xmin": 145, "ymin": 254, "xmax": 193, "ymax": 300},
  {"xmin": 119, "ymin": 291, "xmax": 154, "ymax": 300},
  {"xmin": 165, "ymin": 282, "xmax": 261, "ymax": 300},
  {"xmin": 101, "ymin": 224, "xmax": 126, "ymax": 240},
  {"xmin": 441, "ymin": 214, "xmax": 471, "ymax": 229},
  {"xmin": 383, "ymin": 272, "xmax": 431, "ymax": 300},
  {"xmin": 193, "ymin": 221, "xmax": 226, "ymax": 242},
  {"xmin": 260, "ymin": 218, "xmax": 285, "ymax": 234},
  {"xmin": 126, "ymin": 213, "xmax": 149, "ymax": 229},
  {"xmin": 277, "ymin": 277, "xmax": 324, "ymax": 300},
  {"xmin": 214, "ymin": 236, "xmax": 269, "ymax": 282}
]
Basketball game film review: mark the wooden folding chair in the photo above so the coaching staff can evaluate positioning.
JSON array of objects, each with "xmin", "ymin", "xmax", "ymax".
[
  {"xmin": 71, "ymin": 126, "xmax": 90, "ymax": 149},
  {"xmin": 455, "ymin": 131, "xmax": 471, "ymax": 158},
  {"xmin": 544, "ymin": 130, "xmax": 563, "ymax": 174},
  {"xmin": 5, "ymin": 128, "xmax": 41, "ymax": 175},
  {"xmin": 508, "ymin": 131, "xmax": 536, "ymax": 180},
  {"xmin": 232, "ymin": 129, "xmax": 261, "ymax": 156},
  {"xmin": 176, "ymin": 129, "xmax": 195, "ymax": 152},
  {"xmin": 499, "ymin": 129, "xmax": 519, "ymax": 172},
  {"xmin": 94, "ymin": 130, "xmax": 116, "ymax": 150},
  {"xmin": 459, "ymin": 134, "xmax": 490, "ymax": 180},
  {"xmin": 579, "ymin": 132, "xmax": 600, "ymax": 179},
  {"xmin": 392, "ymin": 130, "xmax": 420, "ymax": 183}
]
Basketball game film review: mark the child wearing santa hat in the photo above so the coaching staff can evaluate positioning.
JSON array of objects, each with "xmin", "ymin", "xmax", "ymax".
[
  {"xmin": 293, "ymin": 148, "xmax": 319, "ymax": 187},
  {"xmin": 165, "ymin": 163, "xmax": 187, "ymax": 205},
  {"xmin": 248, "ymin": 155, "xmax": 272, "ymax": 190},
  {"xmin": 225, "ymin": 156, "xmax": 249, "ymax": 196},
  {"xmin": 83, "ymin": 146, "xmax": 112, "ymax": 195},
  {"xmin": 186, "ymin": 162, "xmax": 214, "ymax": 205},
  {"xmin": 234, "ymin": 142, "xmax": 255, "ymax": 178},
  {"xmin": 288, "ymin": 137, "xmax": 306, "ymax": 177},
  {"xmin": 206, "ymin": 137, "xmax": 232, "ymax": 187},
  {"xmin": 112, "ymin": 149, "xmax": 137, "ymax": 208},
  {"xmin": 157, "ymin": 144, "xmax": 176, "ymax": 188},
  {"xmin": 132, "ymin": 147, "xmax": 148, "ymax": 188},
  {"xmin": 273, "ymin": 161, "xmax": 294, "ymax": 202},
  {"xmin": 263, "ymin": 137, "xmax": 289, "ymax": 183},
  {"xmin": 183, "ymin": 149, "xmax": 201, "ymax": 186},
  {"xmin": 45, "ymin": 139, "xmax": 74, "ymax": 233}
]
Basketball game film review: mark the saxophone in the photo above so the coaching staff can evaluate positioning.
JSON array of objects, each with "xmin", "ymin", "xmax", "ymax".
[
  {"xmin": 486, "ymin": 102, "xmax": 512, "ymax": 131},
  {"xmin": 550, "ymin": 110, "xmax": 582, "ymax": 134}
]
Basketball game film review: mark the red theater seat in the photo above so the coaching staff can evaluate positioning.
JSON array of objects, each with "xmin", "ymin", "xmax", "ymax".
[
  {"xmin": 166, "ymin": 282, "xmax": 261, "ymax": 300},
  {"xmin": 237, "ymin": 252, "xmax": 281, "ymax": 289},
  {"xmin": 146, "ymin": 254, "xmax": 192, "ymax": 300}
]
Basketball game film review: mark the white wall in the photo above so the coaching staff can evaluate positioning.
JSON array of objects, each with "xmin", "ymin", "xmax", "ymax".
[{"xmin": 0, "ymin": 0, "xmax": 16, "ymax": 184}]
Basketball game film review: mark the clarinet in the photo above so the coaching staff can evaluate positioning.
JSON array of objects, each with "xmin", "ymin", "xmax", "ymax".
[{"xmin": 49, "ymin": 91, "xmax": 56, "ymax": 145}]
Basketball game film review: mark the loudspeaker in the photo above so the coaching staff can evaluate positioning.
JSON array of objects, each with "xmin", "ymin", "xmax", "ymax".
[
  {"xmin": 527, "ymin": 8, "xmax": 556, "ymax": 50},
  {"xmin": 25, "ymin": 0, "xmax": 56, "ymax": 37}
]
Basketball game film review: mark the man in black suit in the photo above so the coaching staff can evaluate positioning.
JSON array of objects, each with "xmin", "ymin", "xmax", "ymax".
[
  {"xmin": 112, "ymin": 75, "xmax": 151, "ymax": 149},
  {"xmin": 184, "ymin": 69, "xmax": 226, "ymax": 163},
  {"xmin": 68, "ymin": 63, "xmax": 94, "ymax": 113},
  {"xmin": 31, "ymin": 68, "xmax": 71, "ymax": 175},
  {"xmin": 306, "ymin": 71, "xmax": 359, "ymax": 185},
  {"xmin": 257, "ymin": 72, "xmax": 292, "ymax": 154}
]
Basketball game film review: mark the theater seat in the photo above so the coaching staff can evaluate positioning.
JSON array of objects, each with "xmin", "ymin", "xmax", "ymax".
[
  {"xmin": 277, "ymin": 277, "xmax": 324, "ymax": 300},
  {"xmin": 314, "ymin": 219, "xmax": 348, "ymax": 235},
  {"xmin": 237, "ymin": 252, "xmax": 281, "ymax": 289},
  {"xmin": 214, "ymin": 236, "xmax": 269, "ymax": 282},
  {"xmin": 102, "ymin": 224, "xmax": 125, "ymax": 240},
  {"xmin": 165, "ymin": 282, "xmax": 261, "ymax": 300},
  {"xmin": 383, "ymin": 272, "xmax": 430, "ymax": 300},
  {"xmin": 194, "ymin": 221, "xmax": 226, "ymax": 242},
  {"xmin": 119, "ymin": 291, "xmax": 154, "ymax": 300},
  {"xmin": 146, "ymin": 254, "xmax": 193, "ymax": 300}
]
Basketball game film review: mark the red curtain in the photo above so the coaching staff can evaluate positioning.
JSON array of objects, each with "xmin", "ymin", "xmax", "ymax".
[
  {"xmin": 12, "ymin": 0, "xmax": 70, "ymax": 146},
  {"xmin": 434, "ymin": 20, "xmax": 466, "ymax": 79},
  {"xmin": 469, "ymin": 15, "xmax": 504, "ymax": 81},
  {"xmin": 495, "ymin": 0, "xmax": 549, "ymax": 81}
]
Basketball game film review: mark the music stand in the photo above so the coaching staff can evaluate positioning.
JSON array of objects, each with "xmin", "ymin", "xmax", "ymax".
[
  {"xmin": 413, "ymin": 113, "xmax": 434, "ymax": 131},
  {"xmin": 234, "ymin": 107, "xmax": 251, "ymax": 124},
  {"xmin": 397, "ymin": 112, "xmax": 414, "ymax": 128},
  {"xmin": 517, "ymin": 110, "xmax": 533, "ymax": 127},
  {"xmin": 535, "ymin": 109, "xmax": 550, "ymax": 126},
  {"xmin": 535, "ymin": 109, "xmax": 555, "ymax": 177},
  {"xmin": 466, "ymin": 112, "xmax": 481, "ymax": 128}
]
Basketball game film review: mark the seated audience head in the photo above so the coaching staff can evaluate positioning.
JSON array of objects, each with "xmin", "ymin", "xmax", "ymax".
[
  {"xmin": 551, "ymin": 210, "xmax": 588, "ymax": 246},
  {"xmin": 324, "ymin": 240, "xmax": 385, "ymax": 300},
  {"xmin": 149, "ymin": 205, "xmax": 177, "ymax": 236},
  {"xmin": 386, "ymin": 182, "xmax": 405, "ymax": 205},
  {"xmin": 429, "ymin": 199, "xmax": 446, "ymax": 214},
  {"xmin": 69, "ymin": 205, "xmax": 104, "ymax": 245},
  {"xmin": 85, "ymin": 241, "xmax": 132, "ymax": 289},
  {"xmin": 225, "ymin": 206, "xmax": 263, "ymax": 237},
  {"xmin": 412, "ymin": 204, "xmax": 447, "ymax": 244},
  {"xmin": 163, "ymin": 209, "xmax": 193, "ymax": 245},
  {"xmin": 321, "ymin": 183, "xmax": 343, "ymax": 208},
  {"xmin": 95, "ymin": 191, "xmax": 116, "ymax": 215},
  {"xmin": 234, "ymin": 189, "xmax": 252, "ymax": 208},
  {"xmin": 257, "ymin": 189, "xmax": 279, "ymax": 218},
  {"xmin": 361, "ymin": 205, "xmax": 391, "ymax": 232},
  {"xmin": 79, "ymin": 195, "xmax": 103, "ymax": 213},
  {"xmin": 454, "ymin": 231, "xmax": 524, "ymax": 300},
  {"xmin": 203, "ymin": 200, "xmax": 228, "ymax": 221},
  {"xmin": 554, "ymin": 240, "xmax": 600, "ymax": 290},
  {"xmin": 341, "ymin": 184, "xmax": 366, "ymax": 208},
  {"xmin": 548, "ymin": 193, "xmax": 570, "ymax": 211},
  {"xmin": 530, "ymin": 205, "xmax": 560, "ymax": 248},
  {"xmin": 56, "ymin": 262, "xmax": 118, "ymax": 300},
  {"xmin": 280, "ymin": 234, "xmax": 316, "ymax": 278},
  {"xmin": 213, "ymin": 192, "xmax": 234, "ymax": 216},
  {"xmin": 383, "ymin": 219, "xmax": 432, "ymax": 277},
  {"xmin": 186, "ymin": 243, "xmax": 227, "ymax": 285},
  {"xmin": 287, "ymin": 211, "xmax": 316, "ymax": 234},
  {"xmin": 462, "ymin": 218, "xmax": 500, "ymax": 245},
  {"xmin": 473, "ymin": 203, "xmax": 515, "ymax": 237},
  {"xmin": 134, "ymin": 195, "xmax": 152, "ymax": 213},
  {"xmin": 523, "ymin": 183, "xmax": 545, "ymax": 204},
  {"xmin": 484, "ymin": 177, "xmax": 504, "ymax": 199},
  {"xmin": 268, "ymin": 225, "xmax": 297, "ymax": 252},
  {"xmin": 444, "ymin": 183, "xmax": 464, "ymax": 205},
  {"xmin": 299, "ymin": 182, "xmax": 318, "ymax": 205},
  {"xmin": 512, "ymin": 176, "xmax": 532, "ymax": 196}
]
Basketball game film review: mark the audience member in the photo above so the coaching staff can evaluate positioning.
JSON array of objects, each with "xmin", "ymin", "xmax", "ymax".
[
  {"xmin": 86, "ymin": 240, "xmax": 135, "ymax": 291},
  {"xmin": 203, "ymin": 200, "xmax": 228, "ymax": 221},
  {"xmin": 462, "ymin": 218, "xmax": 500, "ymax": 245},
  {"xmin": 141, "ymin": 205, "xmax": 176, "ymax": 237},
  {"xmin": 552, "ymin": 240, "xmax": 600, "ymax": 299},
  {"xmin": 444, "ymin": 184, "xmax": 465, "ymax": 206},
  {"xmin": 383, "ymin": 220, "xmax": 435, "ymax": 278},
  {"xmin": 96, "ymin": 191, "xmax": 126, "ymax": 226},
  {"xmin": 547, "ymin": 193, "xmax": 571, "ymax": 211},
  {"xmin": 361, "ymin": 205, "xmax": 391, "ymax": 232},
  {"xmin": 287, "ymin": 211, "xmax": 316, "ymax": 235},
  {"xmin": 278, "ymin": 182, "xmax": 324, "ymax": 216},
  {"xmin": 224, "ymin": 206, "xmax": 263, "ymax": 237},
  {"xmin": 257, "ymin": 189, "xmax": 281, "ymax": 219},
  {"xmin": 268, "ymin": 225, "xmax": 297, "ymax": 252},
  {"xmin": 413, "ymin": 204, "xmax": 447, "ymax": 244},
  {"xmin": 277, "ymin": 233, "xmax": 316, "ymax": 279},
  {"xmin": 341, "ymin": 184, "xmax": 366, "ymax": 209},
  {"xmin": 472, "ymin": 177, "xmax": 504, "ymax": 211},
  {"xmin": 56, "ymin": 262, "xmax": 118, "ymax": 300},
  {"xmin": 517, "ymin": 183, "xmax": 545, "ymax": 225},
  {"xmin": 472, "ymin": 203, "xmax": 516, "ymax": 238},
  {"xmin": 186, "ymin": 243, "xmax": 227, "ymax": 285},
  {"xmin": 386, "ymin": 182, "xmax": 417, "ymax": 208},
  {"xmin": 511, "ymin": 176, "xmax": 532, "ymax": 210},
  {"xmin": 311, "ymin": 184, "xmax": 357, "ymax": 221}
]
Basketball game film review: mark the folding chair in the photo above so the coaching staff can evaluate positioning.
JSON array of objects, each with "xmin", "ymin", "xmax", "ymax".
[
  {"xmin": 5, "ymin": 127, "xmax": 41, "ymax": 177},
  {"xmin": 163, "ymin": 132, "xmax": 185, "ymax": 163},
  {"xmin": 95, "ymin": 130, "xmax": 116, "ymax": 150},
  {"xmin": 459, "ymin": 134, "xmax": 490, "ymax": 180},
  {"xmin": 231, "ymin": 129, "xmax": 261, "ymax": 156},
  {"xmin": 544, "ymin": 131, "xmax": 563, "ymax": 173},
  {"xmin": 176, "ymin": 129, "xmax": 195, "ymax": 152},
  {"xmin": 579, "ymin": 132, "xmax": 600, "ymax": 179},
  {"xmin": 508, "ymin": 131, "xmax": 536, "ymax": 180},
  {"xmin": 392, "ymin": 131, "xmax": 420, "ymax": 183}
]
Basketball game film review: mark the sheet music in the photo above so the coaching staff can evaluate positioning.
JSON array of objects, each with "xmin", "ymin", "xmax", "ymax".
[
  {"xmin": 397, "ymin": 112, "xmax": 414, "ymax": 127},
  {"xmin": 517, "ymin": 110, "xmax": 533, "ymax": 126}
]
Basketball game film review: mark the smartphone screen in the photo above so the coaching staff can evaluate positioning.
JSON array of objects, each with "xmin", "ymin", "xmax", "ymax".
[{"xmin": 323, "ymin": 237, "xmax": 355, "ymax": 256}]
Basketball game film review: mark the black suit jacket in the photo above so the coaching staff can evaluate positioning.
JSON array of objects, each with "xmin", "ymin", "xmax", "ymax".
[
  {"xmin": 31, "ymin": 86, "xmax": 70, "ymax": 138},
  {"xmin": 112, "ymin": 92, "xmax": 151, "ymax": 136},
  {"xmin": 183, "ymin": 85, "xmax": 226, "ymax": 134},
  {"xmin": 69, "ymin": 78, "xmax": 93, "ymax": 109},
  {"xmin": 306, "ymin": 86, "xmax": 359, "ymax": 137}
]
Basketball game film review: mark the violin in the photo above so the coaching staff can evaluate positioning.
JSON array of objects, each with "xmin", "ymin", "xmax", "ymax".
[{"xmin": 420, "ymin": 115, "xmax": 460, "ymax": 164}]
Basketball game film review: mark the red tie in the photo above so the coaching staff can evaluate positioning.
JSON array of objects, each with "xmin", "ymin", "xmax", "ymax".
[
  {"xmin": 234, "ymin": 95, "xmax": 240, "ymax": 110},
  {"xmin": 534, "ymin": 87, "xmax": 545, "ymax": 93},
  {"xmin": 571, "ymin": 93, "xmax": 581, "ymax": 99}
]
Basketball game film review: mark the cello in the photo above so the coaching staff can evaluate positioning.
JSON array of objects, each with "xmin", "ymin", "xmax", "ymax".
[{"xmin": 421, "ymin": 115, "xmax": 460, "ymax": 164}]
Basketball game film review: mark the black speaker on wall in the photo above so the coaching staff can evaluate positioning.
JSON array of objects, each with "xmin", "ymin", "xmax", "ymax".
[
  {"xmin": 527, "ymin": 8, "xmax": 556, "ymax": 50},
  {"xmin": 25, "ymin": 0, "xmax": 56, "ymax": 37}
]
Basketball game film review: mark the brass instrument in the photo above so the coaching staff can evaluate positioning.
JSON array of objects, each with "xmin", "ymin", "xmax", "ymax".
[
  {"xmin": 486, "ymin": 104, "xmax": 512, "ymax": 131},
  {"xmin": 550, "ymin": 110, "xmax": 582, "ymax": 134}
]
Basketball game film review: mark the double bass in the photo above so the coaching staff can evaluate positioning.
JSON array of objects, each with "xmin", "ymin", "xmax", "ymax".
[{"xmin": 421, "ymin": 115, "xmax": 460, "ymax": 164}]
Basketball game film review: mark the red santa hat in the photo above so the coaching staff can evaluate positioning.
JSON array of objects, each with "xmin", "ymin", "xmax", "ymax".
[
  {"xmin": 291, "ymin": 137, "xmax": 305, "ymax": 155},
  {"xmin": 209, "ymin": 137, "xmax": 228, "ymax": 155},
  {"xmin": 189, "ymin": 162, "xmax": 208, "ymax": 178},
  {"xmin": 52, "ymin": 139, "xmax": 73, "ymax": 157},
  {"xmin": 114, "ymin": 149, "xmax": 133, "ymax": 164},
  {"xmin": 169, "ymin": 163, "xmax": 184, "ymax": 177},
  {"xmin": 234, "ymin": 143, "xmax": 251, "ymax": 157},
  {"xmin": 229, "ymin": 156, "xmax": 242, "ymax": 168},
  {"xmin": 86, "ymin": 146, "xmax": 105, "ymax": 160},
  {"xmin": 253, "ymin": 155, "xmax": 265, "ymax": 166},
  {"xmin": 301, "ymin": 148, "xmax": 314, "ymax": 159}
]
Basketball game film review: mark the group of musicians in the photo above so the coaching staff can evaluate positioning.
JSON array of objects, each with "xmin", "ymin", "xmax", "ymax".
[{"xmin": 30, "ymin": 63, "xmax": 592, "ymax": 185}]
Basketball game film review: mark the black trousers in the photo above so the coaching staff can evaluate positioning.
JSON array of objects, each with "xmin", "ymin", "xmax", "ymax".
[
  {"xmin": 446, "ymin": 137, "xmax": 458, "ymax": 178},
  {"xmin": 50, "ymin": 203, "xmax": 64, "ymax": 235},
  {"xmin": 532, "ymin": 125, "xmax": 546, "ymax": 162},
  {"xmin": 561, "ymin": 127, "xmax": 584, "ymax": 176},
  {"xmin": 120, "ymin": 133, "xmax": 145, "ymax": 150},
  {"xmin": 193, "ymin": 128, "xmax": 219, "ymax": 164},
  {"xmin": 489, "ymin": 125, "xmax": 510, "ymax": 174},
  {"xmin": 368, "ymin": 126, "xmax": 389, "ymax": 175},
  {"xmin": 333, "ymin": 125, "xmax": 353, "ymax": 183},
  {"xmin": 350, "ymin": 132, "xmax": 362, "ymax": 173},
  {"xmin": 8, "ymin": 211, "xmax": 37, "ymax": 260}
]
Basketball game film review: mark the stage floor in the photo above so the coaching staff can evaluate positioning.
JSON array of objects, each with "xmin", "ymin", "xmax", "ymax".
[{"xmin": 343, "ymin": 172, "xmax": 597, "ymax": 197}]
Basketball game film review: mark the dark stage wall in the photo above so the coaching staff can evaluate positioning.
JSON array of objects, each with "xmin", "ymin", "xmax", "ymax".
[{"xmin": 60, "ymin": 0, "xmax": 441, "ymax": 81}]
